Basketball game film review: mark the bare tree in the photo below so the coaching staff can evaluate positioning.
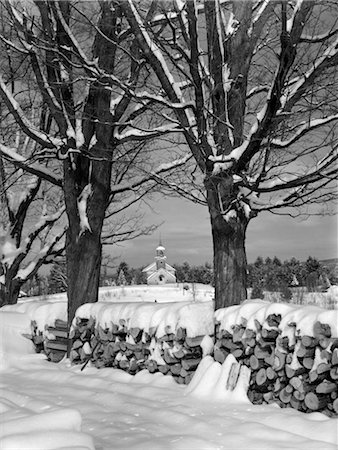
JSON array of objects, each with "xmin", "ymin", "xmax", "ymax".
[
  {"xmin": 119, "ymin": 0, "xmax": 338, "ymax": 309},
  {"xmin": 0, "ymin": 0, "xmax": 190, "ymax": 325},
  {"xmin": 0, "ymin": 159, "xmax": 65, "ymax": 305}
]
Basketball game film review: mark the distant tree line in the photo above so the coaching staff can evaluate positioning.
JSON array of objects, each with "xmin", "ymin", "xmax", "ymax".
[
  {"xmin": 21, "ymin": 256, "xmax": 335, "ymax": 297},
  {"xmin": 247, "ymin": 256, "xmax": 334, "ymax": 300}
]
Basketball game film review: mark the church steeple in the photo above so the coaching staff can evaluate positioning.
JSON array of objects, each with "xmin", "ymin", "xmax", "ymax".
[{"xmin": 155, "ymin": 239, "xmax": 166, "ymax": 269}]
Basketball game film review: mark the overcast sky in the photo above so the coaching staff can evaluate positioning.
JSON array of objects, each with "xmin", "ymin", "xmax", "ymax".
[{"xmin": 110, "ymin": 196, "xmax": 338, "ymax": 269}]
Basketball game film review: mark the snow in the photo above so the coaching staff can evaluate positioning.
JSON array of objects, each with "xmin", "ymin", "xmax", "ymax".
[
  {"xmin": 1, "ymin": 296, "xmax": 337, "ymax": 450},
  {"xmin": 215, "ymin": 299, "xmax": 338, "ymax": 337},
  {"xmin": 77, "ymin": 183, "xmax": 92, "ymax": 235},
  {"xmin": 73, "ymin": 301, "xmax": 214, "ymax": 338}
]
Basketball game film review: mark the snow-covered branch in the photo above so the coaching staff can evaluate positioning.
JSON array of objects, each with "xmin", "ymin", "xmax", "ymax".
[
  {"xmin": 15, "ymin": 228, "xmax": 66, "ymax": 283},
  {"xmin": 0, "ymin": 144, "xmax": 62, "ymax": 187},
  {"xmin": 270, "ymin": 114, "xmax": 338, "ymax": 148},
  {"xmin": 110, "ymin": 153, "xmax": 192, "ymax": 195},
  {"xmin": 0, "ymin": 75, "xmax": 63, "ymax": 149},
  {"xmin": 122, "ymin": 0, "xmax": 205, "ymax": 169}
]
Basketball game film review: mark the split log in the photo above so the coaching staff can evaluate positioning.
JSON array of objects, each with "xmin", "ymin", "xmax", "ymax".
[
  {"xmin": 316, "ymin": 380, "xmax": 337, "ymax": 395},
  {"xmin": 214, "ymin": 347, "xmax": 229, "ymax": 364},
  {"xmin": 304, "ymin": 392, "xmax": 328, "ymax": 411}
]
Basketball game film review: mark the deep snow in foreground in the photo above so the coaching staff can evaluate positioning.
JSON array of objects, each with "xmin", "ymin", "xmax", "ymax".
[{"xmin": 1, "ymin": 311, "xmax": 337, "ymax": 450}]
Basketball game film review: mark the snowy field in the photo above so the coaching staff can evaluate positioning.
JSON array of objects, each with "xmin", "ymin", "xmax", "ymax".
[
  {"xmin": 26, "ymin": 283, "xmax": 215, "ymax": 304},
  {"xmin": 1, "ymin": 287, "xmax": 337, "ymax": 450}
]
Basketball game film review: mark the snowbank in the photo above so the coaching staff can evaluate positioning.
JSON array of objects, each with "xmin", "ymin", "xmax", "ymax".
[{"xmin": 0, "ymin": 311, "xmax": 36, "ymax": 370}]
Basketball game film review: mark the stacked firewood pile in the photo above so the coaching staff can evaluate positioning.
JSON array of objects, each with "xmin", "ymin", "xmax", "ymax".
[
  {"xmin": 69, "ymin": 302, "xmax": 214, "ymax": 384},
  {"xmin": 214, "ymin": 306, "xmax": 338, "ymax": 417},
  {"xmin": 28, "ymin": 319, "xmax": 68, "ymax": 362}
]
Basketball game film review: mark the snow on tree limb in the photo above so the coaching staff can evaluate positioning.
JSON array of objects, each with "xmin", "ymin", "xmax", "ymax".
[
  {"xmin": 0, "ymin": 144, "xmax": 62, "ymax": 187},
  {"xmin": 281, "ymin": 34, "xmax": 338, "ymax": 112},
  {"xmin": 270, "ymin": 114, "xmax": 338, "ymax": 148},
  {"xmin": 77, "ymin": 184, "xmax": 92, "ymax": 235},
  {"xmin": 0, "ymin": 75, "xmax": 63, "ymax": 149},
  {"xmin": 15, "ymin": 229, "xmax": 66, "ymax": 282},
  {"xmin": 122, "ymin": 0, "xmax": 205, "ymax": 170},
  {"xmin": 110, "ymin": 153, "xmax": 192, "ymax": 195}
]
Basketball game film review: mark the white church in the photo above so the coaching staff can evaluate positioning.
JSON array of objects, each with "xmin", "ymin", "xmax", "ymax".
[{"xmin": 142, "ymin": 242, "xmax": 176, "ymax": 285}]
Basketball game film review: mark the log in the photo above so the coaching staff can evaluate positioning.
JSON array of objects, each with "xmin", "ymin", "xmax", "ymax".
[
  {"xmin": 330, "ymin": 367, "xmax": 338, "ymax": 380},
  {"xmin": 316, "ymin": 380, "xmax": 337, "ymax": 394},
  {"xmin": 289, "ymin": 376, "xmax": 303, "ymax": 390},
  {"xmin": 249, "ymin": 354, "xmax": 262, "ymax": 371},
  {"xmin": 304, "ymin": 392, "xmax": 328, "ymax": 411},
  {"xmin": 266, "ymin": 314, "xmax": 281, "ymax": 328},
  {"xmin": 273, "ymin": 350, "xmax": 286, "ymax": 370},
  {"xmin": 146, "ymin": 360, "xmax": 158, "ymax": 373},
  {"xmin": 170, "ymin": 363, "xmax": 182, "ymax": 376},
  {"xmin": 232, "ymin": 326, "xmax": 245, "ymax": 343},
  {"xmin": 232, "ymin": 348, "xmax": 244, "ymax": 359},
  {"xmin": 301, "ymin": 335, "xmax": 317, "ymax": 348},
  {"xmin": 293, "ymin": 390, "xmax": 305, "ymax": 401},
  {"xmin": 302, "ymin": 357, "xmax": 314, "ymax": 370},
  {"xmin": 266, "ymin": 367, "xmax": 277, "ymax": 381},
  {"xmin": 176, "ymin": 327, "xmax": 187, "ymax": 342},
  {"xmin": 185, "ymin": 373, "xmax": 194, "ymax": 384},
  {"xmin": 285, "ymin": 364, "xmax": 306, "ymax": 379},
  {"xmin": 185, "ymin": 336, "xmax": 204, "ymax": 347},
  {"xmin": 254, "ymin": 344, "xmax": 271, "ymax": 360},
  {"xmin": 214, "ymin": 346, "xmax": 229, "ymax": 364},
  {"xmin": 46, "ymin": 327, "xmax": 68, "ymax": 339},
  {"xmin": 163, "ymin": 349, "xmax": 180, "ymax": 365},
  {"xmin": 256, "ymin": 368, "xmax": 268, "ymax": 387},
  {"xmin": 332, "ymin": 348, "xmax": 338, "ymax": 366},
  {"xmin": 296, "ymin": 344, "xmax": 315, "ymax": 359},
  {"xmin": 290, "ymin": 396, "xmax": 301, "ymax": 411},
  {"xmin": 182, "ymin": 358, "xmax": 201, "ymax": 371},
  {"xmin": 45, "ymin": 340, "xmax": 68, "ymax": 352},
  {"xmin": 129, "ymin": 327, "xmax": 142, "ymax": 341},
  {"xmin": 313, "ymin": 321, "xmax": 331, "ymax": 338},
  {"xmin": 261, "ymin": 328, "xmax": 279, "ymax": 341},
  {"xmin": 333, "ymin": 398, "xmax": 338, "ymax": 414},
  {"xmin": 279, "ymin": 387, "xmax": 292, "ymax": 404},
  {"xmin": 264, "ymin": 351, "xmax": 275, "ymax": 366},
  {"xmin": 248, "ymin": 390, "xmax": 264, "ymax": 405},
  {"xmin": 317, "ymin": 363, "xmax": 331, "ymax": 375},
  {"xmin": 263, "ymin": 391, "xmax": 274, "ymax": 403}
]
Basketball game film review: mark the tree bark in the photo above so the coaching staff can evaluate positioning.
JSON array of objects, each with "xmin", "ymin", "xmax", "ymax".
[
  {"xmin": 64, "ymin": 153, "xmax": 112, "ymax": 327},
  {"xmin": 205, "ymin": 174, "xmax": 248, "ymax": 309},
  {"xmin": 0, "ymin": 276, "xmax": 21, "ymax": 307}
]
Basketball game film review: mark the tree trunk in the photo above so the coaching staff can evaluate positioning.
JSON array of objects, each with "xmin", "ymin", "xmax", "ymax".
[
  {"xmin": 205, "ymin": 175, "xmax": 248, "ymax": 310},
  {"xmin": 0, "ymin": 276, "xmax": 21, "ymax": 307},
  {"xmin": 64, "ymin": 154, "xmax": 112, "ymax": 328}
]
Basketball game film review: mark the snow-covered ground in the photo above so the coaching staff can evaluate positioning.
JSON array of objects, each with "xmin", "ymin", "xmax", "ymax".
[
  {"xmin": 1, "ymin": 292, "xmax": 337, "ymax": 450},
  {"xmin": 25, "ymin": 283, "xmax": 214, "ymax": 304}
]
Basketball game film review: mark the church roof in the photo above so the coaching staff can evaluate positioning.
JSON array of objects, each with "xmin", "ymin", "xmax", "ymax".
[
  {"xmin": 142, "ymin": 261, "xmax": 176, "ymax": 273},
  {"xmin": 156, "ymin": 245, "xmax": 165, "ymax": 251}
]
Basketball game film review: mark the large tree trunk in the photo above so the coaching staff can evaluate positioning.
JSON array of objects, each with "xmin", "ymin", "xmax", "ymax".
[
  {"xmin": 63, "ymin": 2, "xmax": 118, "ymax": 329},
  {"xmin": 64, "ymin": 153, "xmax": 112, "ymax": 327},
  {"xmin": 205, "ymin": 175, "xmax": 248, "ymax": 310}
]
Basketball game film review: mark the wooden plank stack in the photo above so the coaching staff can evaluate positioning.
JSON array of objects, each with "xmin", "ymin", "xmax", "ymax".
[
  {"xmin": 69, "ymin": 316, "xmax": 207, "ymax": 384},
  {"xmin": 214, "ymin": 316, "xmax": 338, "ymax": 417}
]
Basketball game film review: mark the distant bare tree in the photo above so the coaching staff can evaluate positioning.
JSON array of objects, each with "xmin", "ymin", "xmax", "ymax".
[{"xmin": 120, "ymin": 0, "xmax": 338, "ymax": 308}]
